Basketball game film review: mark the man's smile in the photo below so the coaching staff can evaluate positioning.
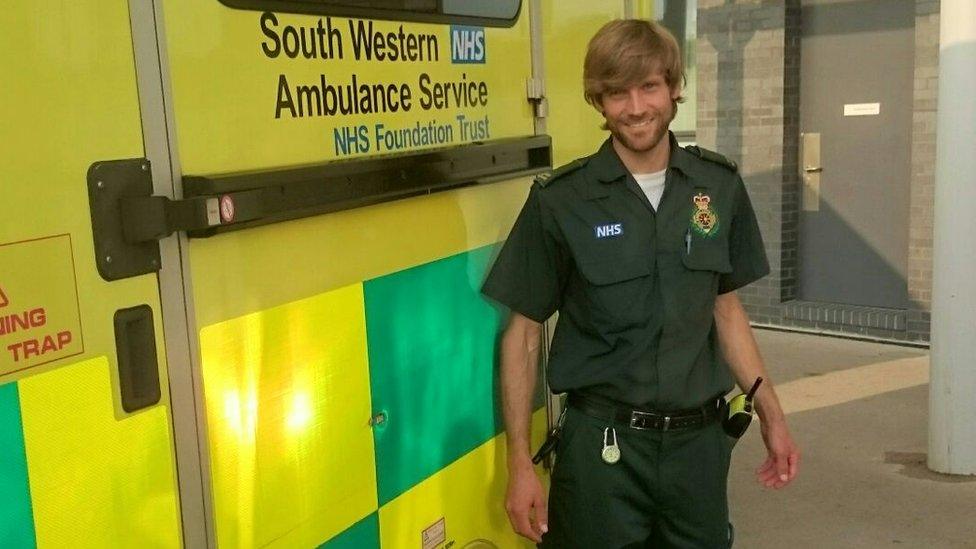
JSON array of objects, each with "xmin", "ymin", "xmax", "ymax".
[{"xmin": 624, "ymin": 119, "xmax": 653, "ymax": 128}]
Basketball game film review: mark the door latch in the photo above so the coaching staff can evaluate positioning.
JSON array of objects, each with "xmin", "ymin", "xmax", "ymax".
[{"xmin": 88, "ymin": 158, "xmax": 220, "ymax": 281}]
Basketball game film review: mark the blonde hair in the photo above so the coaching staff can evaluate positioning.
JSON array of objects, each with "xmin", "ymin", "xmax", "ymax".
[{"xmin": 583, "ymin": 19, "xmax": 686, "ymax": 109}]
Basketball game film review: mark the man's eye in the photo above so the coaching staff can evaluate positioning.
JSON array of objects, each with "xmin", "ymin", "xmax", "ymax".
[{"xmin": 643, "ymin": 83, "xmax": 657, "ymax": 91}]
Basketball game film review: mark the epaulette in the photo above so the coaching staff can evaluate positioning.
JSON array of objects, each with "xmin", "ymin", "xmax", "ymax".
[
  {"xmin": 684, "ymin": 145, "xmax": 738, "ymax": 172},
  {"xmin": 534, "ymin": 158, "xmax": 588, "ymax": 187}
]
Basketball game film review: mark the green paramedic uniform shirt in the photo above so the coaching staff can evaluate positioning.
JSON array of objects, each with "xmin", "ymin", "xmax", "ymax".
[{"xmin": 482, "ymin": 133, "xmax": 770, "ymax": 410}]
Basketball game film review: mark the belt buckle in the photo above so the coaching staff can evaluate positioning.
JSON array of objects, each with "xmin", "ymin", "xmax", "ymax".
[
  {"xmin": 630, "ymin": 410, "xmax": 656, "ymax": 430},
  {"xmin": 630, "ymin": 410, "xmax": 671, "ymax": 431}
]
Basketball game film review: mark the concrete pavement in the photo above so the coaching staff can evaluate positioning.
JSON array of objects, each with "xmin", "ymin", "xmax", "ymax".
[{"xmin": 729, "ymin": 329, "xmax": 975, "ymax": 548}]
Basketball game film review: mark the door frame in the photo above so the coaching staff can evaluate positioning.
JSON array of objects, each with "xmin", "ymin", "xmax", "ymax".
[{"xmin": 129, "ymin": 2, "xmax": 215, "ymax": 547}]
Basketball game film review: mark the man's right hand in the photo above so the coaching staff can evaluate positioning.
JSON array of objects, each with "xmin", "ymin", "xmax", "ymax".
[
  {"xmin": 499, "ymin": 312, "xmax": 547, "ymax": 542},
  {"xmin": 505, "ymin": 460, "xmax": 548, "ymax": 543}
]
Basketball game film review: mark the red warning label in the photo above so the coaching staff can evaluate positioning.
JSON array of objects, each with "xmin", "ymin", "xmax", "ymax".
[
  {"xmin": 1, "ymin": 306, "xmax": 74, "ymax": 362},
  {"xmin": 1, "ymin": 235, "xmax": 84, "ymax": 377}
]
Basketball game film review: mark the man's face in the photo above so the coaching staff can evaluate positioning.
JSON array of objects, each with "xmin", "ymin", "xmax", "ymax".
[{"xmin": 598, "ymin": 71, "xmax": 679, "ymax": 155}]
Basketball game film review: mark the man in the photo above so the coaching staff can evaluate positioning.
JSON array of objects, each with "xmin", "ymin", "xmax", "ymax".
[{"xmin": 481, "ymin": 19, "xmax": 800, "ymax": 548}]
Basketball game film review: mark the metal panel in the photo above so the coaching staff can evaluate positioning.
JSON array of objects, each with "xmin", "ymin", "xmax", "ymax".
[
  {"xmin": 543, "ymin": 0, "xmax": 627, "ymax": 165},
  {"xmin": 160, "ymin": 0, "xmax": 541, "ymax": 545},
  {"xmin": 181, "ymin": 135, "xmax": 552, "ymax": 238},
  {"xmin": 2, "ymin": 0, "xmax": 182, "ymax": 544},
  {"xmin": 799, "ymin": 132, "xmax": 821, "ymax": 212},
  {"xmin": 89, "ymin": 138, "xmax": 551, "ymax": 249},
  {"xmin": 529, "ymin": 0, "xmax": 548, "ymax": 134},
  {"xmin": 783, "ymin": 301, "xmax": 906, "ymax": 331},
  {"xmin": 798, "ymin": 0, "xmax": 914, "ymax": 309},
  {"xmin": 87, "ymin": 159, "xmax": 161, "ymax": 281},
  {"xmin": 128, "ymin": 0, "xmax": 215, "ymax": 546}
]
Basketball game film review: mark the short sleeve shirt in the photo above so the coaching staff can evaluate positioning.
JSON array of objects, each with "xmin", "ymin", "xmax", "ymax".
[{"xmin": 482, "ymin": 134, "xmax": 769, "ymax": 409}]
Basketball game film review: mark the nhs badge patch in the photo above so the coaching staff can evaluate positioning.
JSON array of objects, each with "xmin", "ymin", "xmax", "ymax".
[
  {"xmin": 450, "ymin": 26, "xmax": 486, "ymax": 63},
  {"xmin": 594, "ymin": 223, "xmax": 623, "ymax": 239}
]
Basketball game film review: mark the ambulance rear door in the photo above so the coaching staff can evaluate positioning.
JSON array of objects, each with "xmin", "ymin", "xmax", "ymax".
[
  {"xmin": 0, "ymin": 3, "xmax": 184, "ymax": 547},
  {"xmin": 154, "ymin": 1, "xmax": 550, "ymax": 547}
]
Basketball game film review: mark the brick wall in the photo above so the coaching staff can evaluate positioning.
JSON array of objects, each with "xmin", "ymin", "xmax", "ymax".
[
  {"xmin": 697, "ymin": 0, "xmax": 799, "ymax": 325},
  {"xmin": 780, "ymin": 2, "xmax": 801, "ymax": 304},
  {"xmin": 906, "ymin": 0, "xmax": 940, "ymax": 342}
]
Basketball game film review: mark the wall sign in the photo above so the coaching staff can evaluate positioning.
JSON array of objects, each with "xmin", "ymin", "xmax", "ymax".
[{"xmin": 844, "ymin": 103, "xmax": 881, "ymax": 116}]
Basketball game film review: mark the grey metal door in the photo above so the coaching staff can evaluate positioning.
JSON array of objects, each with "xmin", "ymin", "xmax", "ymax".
[{"xmin": 798, "ymin": 0, "xmax": 914, "ymax": 308}]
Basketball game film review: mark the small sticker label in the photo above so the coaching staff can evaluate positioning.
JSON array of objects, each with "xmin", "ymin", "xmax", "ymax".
[
  {"xmin": 594, "ymin": 223, "xmax": 623, "ymax": 239},
  {"xmin": 422, "ymin": 517, "xmax": 446, "ymax": 549},
  {"xmin": 206, "ymin": 198, "xmax": 220, "ymax": 226},
  {"xmin": 219, "ymin": 194, "xmax": 236, "ymax": 224},
  {"xmin": 843, "ymin": 103, "xmax": 880, "ymax": 116}
]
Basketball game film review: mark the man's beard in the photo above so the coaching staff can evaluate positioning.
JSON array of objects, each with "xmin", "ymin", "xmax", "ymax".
[{"xmin": 607, "ymin": 105, "xmax": 675, "ymax": 154}]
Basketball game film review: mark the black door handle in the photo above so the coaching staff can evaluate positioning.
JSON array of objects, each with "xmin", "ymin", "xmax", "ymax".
[{"xmin": 114, "ymin": 305, "xmax": 162, "ymax": 413}]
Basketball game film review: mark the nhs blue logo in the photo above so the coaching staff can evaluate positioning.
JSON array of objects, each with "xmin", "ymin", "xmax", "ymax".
[
  {"xmin": 595, "ymin": 223, "xmax": 623, "ymax": 239},
  {"xmin": 451, "ymin": 26, "xmax": 485, "ymax": 63}
]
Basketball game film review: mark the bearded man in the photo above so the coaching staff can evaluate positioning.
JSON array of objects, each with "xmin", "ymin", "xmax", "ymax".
[{"xmin": 482, "ymin": 19, "xmax": 800, "ymax": 548}]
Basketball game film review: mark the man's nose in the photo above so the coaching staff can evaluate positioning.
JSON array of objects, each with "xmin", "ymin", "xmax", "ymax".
[{"xmin": 624, "ymin": 89, "xmax": 646, "ymax": 115}]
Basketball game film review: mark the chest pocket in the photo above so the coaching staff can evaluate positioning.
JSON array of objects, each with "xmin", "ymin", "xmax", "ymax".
[
  {"xmin": 681, "ymin": 237, "xmax": 732, "ymax": 274},
  {"xmin": 677, "ymin": 237, "xmax": 732, "ymax": 317},
  {"xmin": 576, "ymin": 254, "xmax": 652, "ymax": 327}
]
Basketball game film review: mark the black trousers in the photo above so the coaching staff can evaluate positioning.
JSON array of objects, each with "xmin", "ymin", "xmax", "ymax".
[{"xmin": 539, "ymin": 406, "xmax": 734, "ymax": 548}]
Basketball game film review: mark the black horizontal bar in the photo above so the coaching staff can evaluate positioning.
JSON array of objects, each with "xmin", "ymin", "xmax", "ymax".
[
  {"xmin": 182, "ymin": 135, "xmax": 551, "ymax": 237},
  {"xmin": 216, "ymin": 0, "xmax": 522, "ymax": 28}
]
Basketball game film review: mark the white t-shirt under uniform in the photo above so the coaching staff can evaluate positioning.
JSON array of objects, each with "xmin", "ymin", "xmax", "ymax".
[{"xmin": 633, "ymin": 169, "xmax": 667, "ymax": 211}]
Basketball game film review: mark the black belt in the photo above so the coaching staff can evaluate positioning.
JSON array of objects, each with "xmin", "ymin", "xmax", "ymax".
[{"xmin": 567, "ymin": 393, "xmax": 723, "ymax": 432}]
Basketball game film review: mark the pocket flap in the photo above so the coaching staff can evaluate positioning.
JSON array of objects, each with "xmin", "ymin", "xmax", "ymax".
[
  {"xmin": 681, "ymin": 245, "xmax": 733, "ymax": 273},
  {"xmin": 578, "ymin": 254, "xmax": 652, "ymax": 285}
]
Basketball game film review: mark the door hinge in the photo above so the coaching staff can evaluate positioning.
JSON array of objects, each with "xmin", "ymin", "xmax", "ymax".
[{"xmin": 526, "ymin": 77, "xmax": 548, "ymax": 118}]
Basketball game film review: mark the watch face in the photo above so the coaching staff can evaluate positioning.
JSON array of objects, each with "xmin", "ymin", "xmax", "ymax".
[
  {"xmin": 602, "ymin": 445, "xmax": 620, "ymax": 464},
  {"xmin": 219, "ymin": 195, "xmax": 235, "ymax": 223}
]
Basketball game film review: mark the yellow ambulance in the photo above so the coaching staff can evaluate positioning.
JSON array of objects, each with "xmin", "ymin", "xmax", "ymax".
[{"xmin": 0, "ymin": 1, "xmax": 664, "ymax": 547}]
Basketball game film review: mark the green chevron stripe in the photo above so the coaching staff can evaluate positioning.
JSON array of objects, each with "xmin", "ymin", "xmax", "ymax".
[
  {"xmin": 365, "ymin": 245, "xmax": 506, "ymax": 506},
  {"xmin": 0, "ymin": 381, "xmax": 37, "ymax": 549}
]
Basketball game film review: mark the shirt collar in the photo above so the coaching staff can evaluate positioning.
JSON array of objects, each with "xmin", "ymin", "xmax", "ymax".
[
  {"xmin": 589, "ymin": 131, "xmax": 694, "ymax": 184},
  {"xmin": 587, "ymin": 138, "xmax": 629, "ymax": 183},
  {"xmin": 666, "ymin": 132, "xmax": 695, "ymax": 180}
]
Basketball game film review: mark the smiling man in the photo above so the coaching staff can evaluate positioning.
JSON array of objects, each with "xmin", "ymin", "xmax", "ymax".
[{"xmin": 482, "ymin": 19, "xmax": 799, "ymax": 548}]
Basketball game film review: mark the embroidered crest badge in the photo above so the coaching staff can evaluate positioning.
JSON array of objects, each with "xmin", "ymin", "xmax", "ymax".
[{"xmin": 690, "ymin": 192, "xmax": 719, "ymax": 237}]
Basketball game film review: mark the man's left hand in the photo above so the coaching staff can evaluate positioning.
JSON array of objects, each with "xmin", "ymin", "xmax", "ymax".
[{"xmin": 755, "ymin": 419, "xmax": 799, "ymax": 489}]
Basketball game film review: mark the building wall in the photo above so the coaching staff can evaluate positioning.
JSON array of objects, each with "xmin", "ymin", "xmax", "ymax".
[
  {"xmin": 906, "ymin": 0, "xmax": 941, "ymax": 342},
  {"xmin": 696, "ymin": 0, "xmax": 938, "ymax": 343}
]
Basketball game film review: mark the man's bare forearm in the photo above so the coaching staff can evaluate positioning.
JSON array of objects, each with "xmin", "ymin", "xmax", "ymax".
[
  {"xmin": 500, "ymin": 313, "xmax": 543, "ymax": 468},
  {"xmin": 713, "ymin": 292, "xmax": 785, "ymax": 424}
]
